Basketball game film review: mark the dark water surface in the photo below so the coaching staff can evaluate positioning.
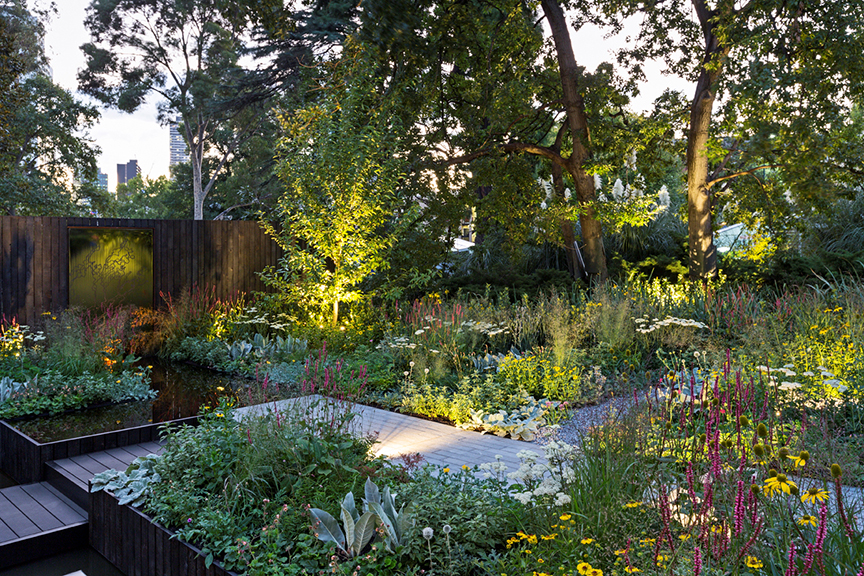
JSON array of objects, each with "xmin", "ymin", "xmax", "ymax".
[
  {"xmin": 0, "ymin": 547, "xmax": 125, "ymax": 576},
  {"xmin": 11, "ymin": 360, "xmax": 248, "ymax": 443}
]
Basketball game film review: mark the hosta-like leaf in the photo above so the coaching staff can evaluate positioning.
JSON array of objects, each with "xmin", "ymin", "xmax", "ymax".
[
  {"xmin": 364, "ymin": 477, "xmax": 380, "ymax": 506},
  {"xmin": 342, "ymin": 491, "xmax": 358, "ymax": 521},
  {"xmin": 309, "ymin": 508, "xmax": 346, "ymax": 552},
  {"xmin": 352, "ymin": 512, "xmax": 377, "ymax": 556},
  {"xmin": 368, "ymin": 501, "xmax": 398, "ymax": 551},
  {"xmin": 341, "ymin": 506, "xmax": 355, "ymax": 550}
]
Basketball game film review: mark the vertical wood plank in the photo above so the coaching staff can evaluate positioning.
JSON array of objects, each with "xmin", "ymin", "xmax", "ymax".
[
  {"xmin": 59, "ymin": 219, "xmax": 69, "ymax": 312},
  {"xmin": 1, "ymin": 217, "xmax": 10, "ymax": 320},
  {"xmin": 32, "ymin": 218, "xmax": 43, "ymax": 321}
]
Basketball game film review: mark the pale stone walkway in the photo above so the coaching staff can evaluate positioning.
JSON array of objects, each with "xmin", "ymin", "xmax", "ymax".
[{"xmin": 233, "ymin": 395, "xmax": 547, "ymax": 473}]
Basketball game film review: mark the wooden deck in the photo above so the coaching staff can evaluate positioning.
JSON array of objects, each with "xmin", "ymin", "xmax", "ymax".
[
  {"xmin": 48, "ymin": 441, "xmax": 163, "ymax": 495},
  {"xmin": 0, "ymin": 482, "xmax": 88, "ymax": 569},
  {"xmin": 0, "ymin": 440, "xmax": 164, "ymax": 570}
]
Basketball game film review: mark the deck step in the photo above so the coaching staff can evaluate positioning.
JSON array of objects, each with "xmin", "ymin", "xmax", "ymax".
[{"xmin": 0, "ymin": 482, "xmax": 88, "ymax": 570}]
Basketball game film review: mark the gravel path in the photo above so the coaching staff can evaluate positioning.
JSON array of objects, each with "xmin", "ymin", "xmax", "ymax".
[{"xmin": 537, "ymin": 395, "xmax": 636, "ymax": 446}]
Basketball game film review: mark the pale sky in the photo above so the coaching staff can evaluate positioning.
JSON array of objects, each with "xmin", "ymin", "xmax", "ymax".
[{"xmin": 40, "ymin": 1, "xmax": 690, "ymax": 193}]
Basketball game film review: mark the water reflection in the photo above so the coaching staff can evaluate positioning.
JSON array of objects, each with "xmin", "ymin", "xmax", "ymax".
[
  {"xmin": 11, "ymin": 361, "xmax": 249, "ymax": 443},
  {"xmin": 0, "ymin": 547, "xmax": 124, "ymax": 576}
]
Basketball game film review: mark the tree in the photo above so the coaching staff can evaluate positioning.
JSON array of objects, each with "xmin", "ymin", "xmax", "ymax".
[
  {"xmin": 0, "ymin": 3, "xmax": 102, "ymax": 216},
  {"xmin": 594, "ymin": 0, "xmax": 864, "ymax": 280},
  {"xmin": 262, "ymin": 43, "xmax": 412, "ymax": 325},
  {"xmin": 78, "ymin": 0, "xmax": 263, "ymax": 220},
  {"xmin": 114, "ymin": 174, "xmax": 184, "ymax": 219},
  {"xmin": 0, "ymin": 15, "xmax": 25, "ymax": 175},
  {"xmin": 355, "ymin": 0, "xmax": 680, "ymax": 284}
]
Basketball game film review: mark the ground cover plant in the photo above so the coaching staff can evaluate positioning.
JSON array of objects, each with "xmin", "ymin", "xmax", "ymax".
[
  {"xmin": 0, "ymin": 307, "xmax": 156, "ymax": 418},
  {"xmin": 36, "ymin": 273, "xmax": 861, "ymax": 576}
]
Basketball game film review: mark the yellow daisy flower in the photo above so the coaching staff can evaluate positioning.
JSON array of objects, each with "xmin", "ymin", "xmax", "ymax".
[{"xmin": 801, "ymin": 487, "xmax": 829, "ymax": 505}]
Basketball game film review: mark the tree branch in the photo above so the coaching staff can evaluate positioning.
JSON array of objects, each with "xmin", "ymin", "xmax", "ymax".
[{"xmin": 705, "ymin": 164, "xmax": 780, "ymax": 190}]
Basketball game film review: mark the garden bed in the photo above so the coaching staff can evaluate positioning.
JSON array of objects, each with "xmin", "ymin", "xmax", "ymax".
[{"xmin": 90, "ymin": 487, "xmax": 238, "ymax": 576}]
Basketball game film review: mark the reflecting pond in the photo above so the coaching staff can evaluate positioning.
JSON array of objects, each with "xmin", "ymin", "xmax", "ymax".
[
  {"xmin": 11, "ymin": 360, "xmax": 249, "ymax": 443},
  {"xmin": 0, "ymin": 547, "xmax": 125, "ymax": 576}
]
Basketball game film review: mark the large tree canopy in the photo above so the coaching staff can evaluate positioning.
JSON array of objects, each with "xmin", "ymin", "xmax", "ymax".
[
  {"xmin": 591, "ymin": 0, "xmax": 864, "ymax": 279},
  {"xmin": 0, "ymin": 1, "xmax": 105, "ymax": 216}
]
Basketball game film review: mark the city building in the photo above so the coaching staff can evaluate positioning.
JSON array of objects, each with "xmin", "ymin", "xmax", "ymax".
[
  {"xmin": 117, "ymin": 160, "xmax": 140, "ymax": 188},
  {"xmin": 96, "ymin": 169, "xmax": 108, "ymax": 192},
  {"xmin": 169, "ymin": 117, "xmax": 190, "ymax": 167}
]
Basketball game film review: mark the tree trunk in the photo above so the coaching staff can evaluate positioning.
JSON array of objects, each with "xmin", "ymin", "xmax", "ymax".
[
  {"xmin": 685, "ymin": 7, "xmax": 728, "ymax": 282},
  {"xmin": 551, "ymin": 162, "xmax": 585, "ymax": 281},
  {"xmin": 540, "ymin": 0, "xmax": 607, "ymax": 283},
  {"xmin": 187, "ymin": 122, "xmax": 205, "ymax": 220},
  {"xmin": 686, "ymin": 70, "xmax": 717, "ymax": 281}
]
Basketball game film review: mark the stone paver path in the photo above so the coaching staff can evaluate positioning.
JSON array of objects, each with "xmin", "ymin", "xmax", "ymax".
[{"xmin": 233, "ymin": 395, "xmax": 547, "ymax": 473}]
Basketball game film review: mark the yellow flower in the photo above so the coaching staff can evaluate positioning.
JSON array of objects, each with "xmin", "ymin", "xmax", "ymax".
[
  {"xmin": 763, "ymin": 474, "xmax": 797, "ymax": 497},
  {"xmin": 462, "ymin": 465, "xmax": 469, "ymax": 470},
  {"xmin": 580, "ymin": 538, "xmax": 594, "ymax": 544},
  {"xmin": 798, "ymin": 515, "xmax": 818, "ymax": 527},
  {"xmin": 787, "ymin": 453, "xmax": 807, "ymax": 467},
  {"xmin": 624, "ymin": 501, "xmax": 642, "ymax": 508},
  {"xmin": 577, "ymin": 562, "xmax": 592, "ymax": 575},
  {"xmin": 745, "ymin": 556, "xmax": 763, "ymax": 569},
  {"xmin": 216, "ymin": 386, "xmax": 225, "ymax": 392},
  {"xmin": 801, "ymin": 487, "xmax": 829, "ymax": 504},
  {"xmin": 590, "ymin": 570, "xmax": 602, "ymax": 576},
  {"xmin": 560, "ymin": 514, "xmax": 572, "ymax": 521},
  {"xmin": 678, "ymin": 534, "xmax": 691, "ymax": 541},
  {"xmin": 443, "ymin": 468, "xmax": 450, "ymax": 473},
  {"xmin": 541, "ymin": 534, "xmax": 557, "ymax": 540},
  {"xmin": 614, "ymin": 549, "xmax": 628, "ymax": 556},
  {"xmin": 624, "ymin": 568, "xmax": 640, "ymax": 574}
]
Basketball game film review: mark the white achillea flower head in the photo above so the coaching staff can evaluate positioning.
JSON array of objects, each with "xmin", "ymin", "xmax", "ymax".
[
  {"xmin": 594, "ymin": 174, "xmax": 602, "ymax": 190},
  {"xmin": 422, "ymin": 527, "xmax": 434, "ymax": 540}
]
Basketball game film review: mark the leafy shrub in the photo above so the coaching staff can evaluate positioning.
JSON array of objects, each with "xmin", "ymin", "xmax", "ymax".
[{"xmin": 397, "ymin": 466, "xmax": 518, "ymax": 574}]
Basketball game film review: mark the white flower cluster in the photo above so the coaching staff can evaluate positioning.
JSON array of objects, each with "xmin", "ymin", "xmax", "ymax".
[
  {"xmin": 376, "ymin": 336, "xmax": 418, "ymax": 350},
  {"xmin": 758, "ymin": 364, "xmax": 849, "ymax": 394},
  {"xmin": 461, "ymin": 320, "xmax": 510, "ymax": 338},
  {"xmin": 496, "ymin": 445, "xmax": 575, "ymax": 508},
  {"xmin": 633, "ymin": 316, "xmax": 708, "ymax": 334}
]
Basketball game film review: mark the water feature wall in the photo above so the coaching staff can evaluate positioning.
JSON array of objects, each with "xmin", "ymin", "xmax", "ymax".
[{"xmin": 0, "ymin": 217, "xmax": 282, "ymax": 324}]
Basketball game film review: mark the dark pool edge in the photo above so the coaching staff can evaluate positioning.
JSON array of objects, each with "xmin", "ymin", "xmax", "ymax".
[{"xmin": 0, "ymin": 415, "xmax": 199, "ymax": 485}]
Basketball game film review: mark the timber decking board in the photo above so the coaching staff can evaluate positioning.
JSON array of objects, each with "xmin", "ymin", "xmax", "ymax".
[
  {"xmin": 0, "ymin": 486, "xmax": 63, "ymax": 532},
  {"xmin": 0, "ymin": 492, "xmax": 40, "ymax": 540},
  {"xmin": 20, "ymin": 483, "xmax": 85, "ymax": 525},
  {"xmin": 86, "ymin": 450, "xmax": 133, "ymax": 472},
  {"xmin": 0, "ymin": 517, "xmax": 16, "ymax": 542},
  {"xmin": 49, "ymin": 459, "xmax": 94, "ymax": 492},
  {"xmin": 50, "ymin": 440, "xmax": 165, "ymax": 495}
]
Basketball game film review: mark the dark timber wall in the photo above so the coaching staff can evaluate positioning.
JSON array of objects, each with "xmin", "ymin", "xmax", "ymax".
[{"xmin": 0, "ymin": 217, "xmax": 282, "ymax": 325}]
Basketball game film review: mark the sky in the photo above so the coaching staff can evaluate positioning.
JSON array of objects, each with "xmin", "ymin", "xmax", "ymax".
[{"xmin": 40, "ymin": 1, "xmax": 691, "ymax": 193}]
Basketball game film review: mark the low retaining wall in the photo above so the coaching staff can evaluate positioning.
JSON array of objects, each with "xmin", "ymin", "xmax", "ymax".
[
  {"xmin": 90, "ymin": 489, "xmax": 237, "ymax": 576},
  {"xmin": 0, "ymin": 416, "xmax": 198, "ymax": 484}
]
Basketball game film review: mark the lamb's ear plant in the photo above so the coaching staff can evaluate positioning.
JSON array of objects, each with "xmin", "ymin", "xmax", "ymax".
[{"xmin": 308, "ymin": 477, "xmax": 409, "ymax": 557}]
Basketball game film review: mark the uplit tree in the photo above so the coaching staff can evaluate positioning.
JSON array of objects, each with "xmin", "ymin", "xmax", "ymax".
[{"xmin": 262, "ymin": 43, "xmax": 412, "ymax": 325}]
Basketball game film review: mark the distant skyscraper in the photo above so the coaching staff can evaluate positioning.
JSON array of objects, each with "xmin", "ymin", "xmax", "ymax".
[
  {"xmin": 96, "ymin": 169, "xmax": 108, "ymax": 192},
  {"xmin": 117, "ymin": 160, "xmax": 140, "ymax": 189},
  {"xmin": 169, "ymin": 117, "xmax": 190, "ymax": 167}
]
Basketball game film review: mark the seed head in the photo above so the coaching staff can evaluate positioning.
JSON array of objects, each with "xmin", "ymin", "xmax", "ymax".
[
  {"xmin": 778, "ymin": 447, "xmax": 790, "ymax": 459},
  {"xmin": 831, "ymin": 463, "xmax": 843, "ymax": 479},
  {"xmin": 799, "ymin": 451, "xmax": 809, "ymax": 462},
  {"xmin": 754, "ymin": 444, "xmax": 765, "ymax": 457},
  {"xmin": 442, "ymin": 525, "xmax": 452, "ymax": 535},
  {"xmin": 739, "ymin": 415, "xmax": 750, "ymax": 427},
  {"xmin": 422, "ymin": 527, "xmax": 434, "ymax": 540},
  {"xmin": 756, "ymin": 423, "xmax": 768, "ymax": 438}
]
